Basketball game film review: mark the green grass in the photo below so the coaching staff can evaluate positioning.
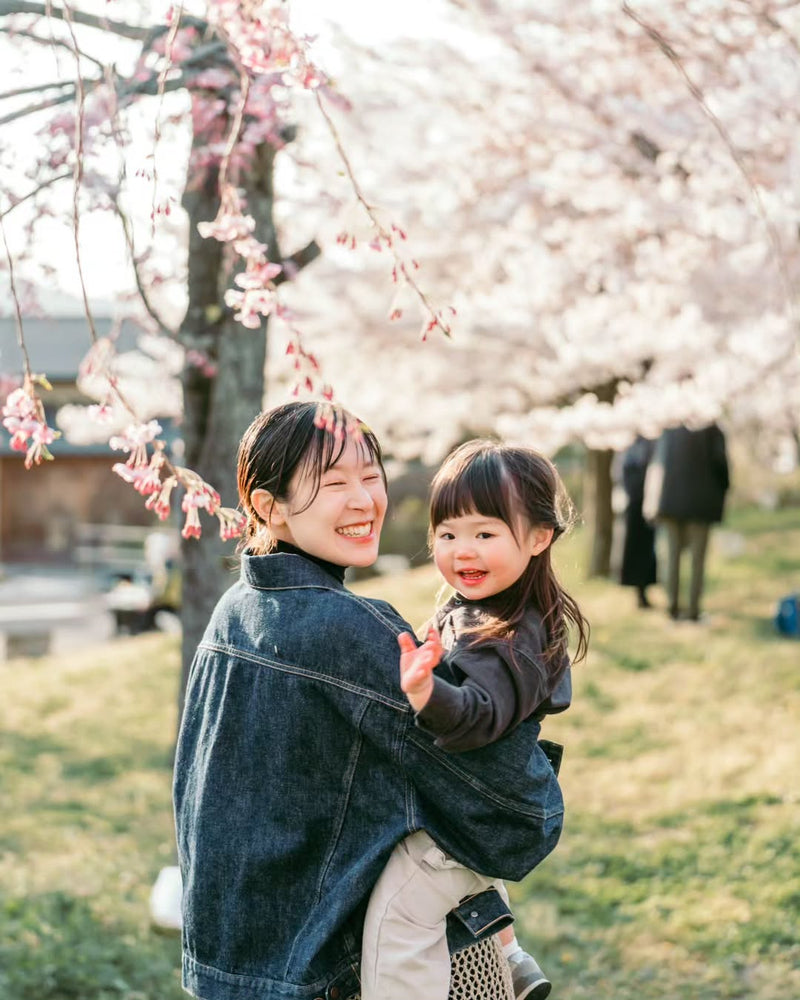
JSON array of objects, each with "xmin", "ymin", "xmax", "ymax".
[{"xmin": 2, "ymin": 505, "xmax": 799, "ymax": 999}]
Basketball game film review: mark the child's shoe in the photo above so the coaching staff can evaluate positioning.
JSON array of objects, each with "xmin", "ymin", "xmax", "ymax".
[{"xmin": 507, "ymin": 951, "xmax": 552, "ymax": 1000}]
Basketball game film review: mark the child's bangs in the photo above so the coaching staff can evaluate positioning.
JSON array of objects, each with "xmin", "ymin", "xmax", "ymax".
[{"xmin": 431, "ymin": 450, "xmax": 517, "ymax": 531}]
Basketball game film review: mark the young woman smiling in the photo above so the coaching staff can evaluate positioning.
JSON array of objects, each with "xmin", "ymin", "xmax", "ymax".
[{"xmin": 173, "ymin": 402, "xmax": 564, "ymax": 1000}]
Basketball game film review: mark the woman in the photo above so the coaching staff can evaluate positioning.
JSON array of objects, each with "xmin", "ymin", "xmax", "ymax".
[
  {"xmin": 620, "ymin": 435, "xmax": 658, "ymax": 608},
  {"xmin": 173, "ymin": 402, "xmax": 563, "ymax": 1000}
]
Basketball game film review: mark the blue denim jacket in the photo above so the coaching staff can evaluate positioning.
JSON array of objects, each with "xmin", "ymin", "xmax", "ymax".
[{"xmin": 173, "ymin": 552, "xmax": 564, "ymax": 1000}]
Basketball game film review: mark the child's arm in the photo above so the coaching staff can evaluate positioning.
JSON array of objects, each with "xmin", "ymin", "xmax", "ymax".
[{"xmin": 397, "ymin": 627, "xmax": 442, "ymax": 713}]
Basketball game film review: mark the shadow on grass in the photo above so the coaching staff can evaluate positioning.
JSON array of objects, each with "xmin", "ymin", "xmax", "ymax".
[{"xmin": 0, "ymin": 891, "xmax": 183, "ymax": 1000}]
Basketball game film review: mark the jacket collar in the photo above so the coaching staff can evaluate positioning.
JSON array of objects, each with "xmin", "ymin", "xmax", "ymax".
[{"xmin": 241, "ymin": 551, "xmax": 347, "ymax": 591}]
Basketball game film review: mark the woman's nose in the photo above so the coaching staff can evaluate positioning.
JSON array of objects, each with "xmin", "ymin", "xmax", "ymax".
[{"xmin": 347, "ymin": 483, "xmax": 373, "ymax": 508}]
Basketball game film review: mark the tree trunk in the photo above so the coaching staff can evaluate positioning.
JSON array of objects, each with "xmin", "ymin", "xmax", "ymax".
[
  {"xmin": 177, "ymin": 142, "xmax": 279, "ymax": 727},
  {"xmin": 585, "ymin": 447, "xmax": 614, "ymax": 578}
]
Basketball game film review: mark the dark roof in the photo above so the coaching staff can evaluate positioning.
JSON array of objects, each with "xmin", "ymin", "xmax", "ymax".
[{"xmin": 0, "ymin": 316, "xmax": 144, "ymax": 381}]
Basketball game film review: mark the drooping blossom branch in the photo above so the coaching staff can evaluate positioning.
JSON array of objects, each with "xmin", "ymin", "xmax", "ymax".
[
  {"xmin": 622, "ymin": 2, "xmax": 798, "ymax": 337},
  {"xmin": 313, "ymin": 88, "xmax": 457, "ymax": 341}
]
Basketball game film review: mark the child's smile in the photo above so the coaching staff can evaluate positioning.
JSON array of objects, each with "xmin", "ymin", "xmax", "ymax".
[{"xmin": 433, "ymin": 513, "xmax": 540, "ymax": 600}]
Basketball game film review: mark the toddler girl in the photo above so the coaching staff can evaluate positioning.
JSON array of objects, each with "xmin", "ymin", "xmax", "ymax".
[{"xmin": 361, "ymin": 439, "xmax": 589, "ymax": 1000}]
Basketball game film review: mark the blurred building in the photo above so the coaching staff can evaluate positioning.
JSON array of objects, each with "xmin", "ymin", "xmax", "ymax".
[{"xmin": 0, "ymin": 314, "xmax": 176, "ymax": 567}]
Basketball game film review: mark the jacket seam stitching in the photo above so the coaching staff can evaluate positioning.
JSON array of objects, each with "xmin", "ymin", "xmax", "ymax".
[
  {"xmin": 313, "ymin": 707, "xmax": 366, "ymax": 907},
  {"xmin": 197, "ymin": 641, "xmax": 409, "ymax": 711},
  {"xmin": 243, "ymin": 582, "xmax": 408, "ymax": 637},
  {"xmin": 408, "ymin": 733, "xmax": 561, "ymax": 819}
]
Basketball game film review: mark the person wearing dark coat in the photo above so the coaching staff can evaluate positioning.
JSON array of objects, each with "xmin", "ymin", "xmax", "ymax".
[
  {"xmin": 620, "ymin": 435, "xmax": 658, "ymax": 608},
  {"xmin": 654, "ymin": 423, "xmax": 730, "ymax": 621}
]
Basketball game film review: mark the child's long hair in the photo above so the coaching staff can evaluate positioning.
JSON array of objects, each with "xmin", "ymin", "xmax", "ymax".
[
  {"xmin": 429, "ymin": 439, "xmax": 589, "ymax": 667},
  {"xmin": 236, "ymin": 401, "xmax": 385, "ymax": 555}
]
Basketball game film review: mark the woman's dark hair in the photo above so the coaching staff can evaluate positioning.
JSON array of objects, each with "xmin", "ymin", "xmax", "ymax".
[
  {"xmin": 430, "ymin": 439, "xmax": 589, "ymax": 667},
  {"xmin": 236, "ymin": 401, "xmax": 385, "ymax": 555}
]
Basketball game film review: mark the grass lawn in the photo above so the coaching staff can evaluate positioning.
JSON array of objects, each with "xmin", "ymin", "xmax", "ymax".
[{"xmin": 1, "ymin": 505, "xmax": 799, "ymax": 999}]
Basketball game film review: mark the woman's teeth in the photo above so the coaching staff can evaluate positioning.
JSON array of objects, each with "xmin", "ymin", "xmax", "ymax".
[{"xmin": 337, "ymin": 523, "xmax": 371, "ymax": 538}]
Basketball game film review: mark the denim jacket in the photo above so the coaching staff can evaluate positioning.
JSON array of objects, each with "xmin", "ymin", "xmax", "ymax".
[{"xmin": 173, "ymin": 552, "xmax": 564, "ymax": 1000}]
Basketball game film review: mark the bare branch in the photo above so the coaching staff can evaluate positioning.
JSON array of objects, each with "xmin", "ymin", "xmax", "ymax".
[
  {"xmin": 274, "ymin": 240, "xmax": 322, "ymax": 286},
  {"xmin": 0, "ymin": 78, "xmax": 74, "ymax": 100},
  {"xmin": 4, "ymin": 27, "xmax": 107, "ymax": 70},
  {"xmin": 111, "ymin": 195, "xmax": 179, "ymax": 338},
  {"xmin": 0, "ymin": 169, "xmax": 72, "ymax": 218},
  {"xmin": 0, "ymin": 0, "xmax": 149, "ymax": 40},
  {"xmin": 0, "ymin": 86, "xmax": 79, "ymax": 125},
  {"xmin": 0, "ymin": 209, "xmax": 32, "ymax": 379},
  {"xmin": 314, "ymin": 88, "xmax": 455, "ymax": 338}
]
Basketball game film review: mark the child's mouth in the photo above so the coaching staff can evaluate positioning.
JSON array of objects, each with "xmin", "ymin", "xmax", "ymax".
[{"xmin": 458, "ymin": 570, "xmax": 487, "ymax": 585}]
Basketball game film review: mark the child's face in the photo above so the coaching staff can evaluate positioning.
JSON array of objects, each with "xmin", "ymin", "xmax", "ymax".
[
  {"xmin": 268, "ymin": 437, "xmax": 387, "ymax": 568},
  {"xmin": 432, "ymin": 512, "xmax": 552, "ymax": 600}
]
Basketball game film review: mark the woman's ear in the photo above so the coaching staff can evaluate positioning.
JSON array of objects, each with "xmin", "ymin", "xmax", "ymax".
[
  {"xmin": 529, "ymin": 525, "xmax": 554, "ymax": 556},
  {"xmin": 251, "ymin": 488, "xmax": 286, "ymax": 528}
]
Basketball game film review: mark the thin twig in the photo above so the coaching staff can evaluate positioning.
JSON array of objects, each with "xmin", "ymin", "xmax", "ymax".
[
  {"xmin": 622, "ymin": 2, "xmax": 797, "ymax": 334},
  {"xmin": 2, "ymin": 27, "xmax": 108, "ymax": 71},
  {"xmin": 150, "ymin": 1, "xmax": 185, "ymax": 236},
  {"xmin": 0, "ymin": 0, "xmax": 150, "ymax": 40},
  {"xmin": 112, "ymin": 196, "xmax": 178, "ymax": 337},
  {"xmin": 0, "ymin": 208, "xmax": 33, "ymax": 379},
  {"xmin": 313, "ymin": 88, "xmax": 453, "ymax": 338},
  {"xmin": 60, "ymin": 0, "xmax": 98, "ymax": 344},
  {"xmin": 0, "ymin": 78, "xmax": 74, "ymax": 100}
]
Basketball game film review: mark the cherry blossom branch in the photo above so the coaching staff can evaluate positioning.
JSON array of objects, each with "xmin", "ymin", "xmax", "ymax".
[
  {"xmin": 622, "ymin": 2, "xmax": 797, "ymax": 333},
  {"xmin": 313, "ymin": 88, "xmax": 455, "ymax": 340},
  {"xmin": 0, "ymin": 206, "xmax": 62, "ymax": 466}
]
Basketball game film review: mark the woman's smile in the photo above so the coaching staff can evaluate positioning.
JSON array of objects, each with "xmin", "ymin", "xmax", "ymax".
[{"xmin": 336, "ymin": 521, "xmax": 373, "ymax": 538}]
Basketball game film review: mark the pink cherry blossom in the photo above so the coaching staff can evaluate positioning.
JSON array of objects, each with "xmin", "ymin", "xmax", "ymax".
[
  {"xmin": 216, "ymin": 506, "xmax": 247, "ymax": 541},
  {"xmin": 145, "ymin": 476, "xmax": 178, "ymax": 521},
  {"xmin": 109, "ymin": 420, "xmax": 163, "ymax": 468},
  {"xmin": 181, "ymin": 505, "xmax": 202, "ymax": 540}
]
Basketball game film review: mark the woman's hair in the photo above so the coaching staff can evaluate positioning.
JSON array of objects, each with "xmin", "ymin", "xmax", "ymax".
[
  {"xmin": 429, "ymin": 438, "xmax": 589, "ymax": 666},
  {"xmin": 236, "ymin": 401, "xmax": 385, "ymax": 555}
]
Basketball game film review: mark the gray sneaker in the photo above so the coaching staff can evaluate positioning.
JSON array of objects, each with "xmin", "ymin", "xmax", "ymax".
[{"xmin": 507, "ymin": 952, "xmax": 552, "ymax": 1000}]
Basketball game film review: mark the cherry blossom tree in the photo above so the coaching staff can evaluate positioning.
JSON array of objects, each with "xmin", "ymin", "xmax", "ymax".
[
  {"xmin": 0, "ymin": 1, "xmax": 328, "ymax": 700},
  {"xmin": 2, "ymin": 0, "xmax": 798, "ymax": 627},
  {"xmin": 267, "ymin": 0, "xmax": 800, "ymax": 573}
]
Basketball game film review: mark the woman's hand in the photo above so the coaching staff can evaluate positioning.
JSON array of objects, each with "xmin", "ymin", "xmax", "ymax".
[{"xmin": 397, "ymin": 627, "xmax": 442, "ymax": 713}]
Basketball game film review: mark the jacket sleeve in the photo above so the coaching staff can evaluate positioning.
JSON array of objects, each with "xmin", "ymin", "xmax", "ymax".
[
  {"xmin": 349, "ymin": 598, "xmax": 564, "ymax": 882},
  {"xmin": 416, "ymin": 642, "xmax": 550, "ymax": 751}
]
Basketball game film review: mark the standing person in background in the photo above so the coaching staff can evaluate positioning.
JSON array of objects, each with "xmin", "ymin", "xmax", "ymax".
[
  {"xmin": 619, "ymin": 435, "xmax": 658, "ymax": 609},
  {"xmin": 652, "ymin": 423, "xmax": 730, "ymax": 622}
]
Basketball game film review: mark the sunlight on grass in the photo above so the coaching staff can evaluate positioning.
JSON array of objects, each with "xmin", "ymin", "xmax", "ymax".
[{"xmin": 2, "ymin": 507, "xmax": 799, "ymax": 999}]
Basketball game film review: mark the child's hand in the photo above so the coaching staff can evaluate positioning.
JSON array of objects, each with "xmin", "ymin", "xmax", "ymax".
[{"xmin": 397, "ymin": 627, "xmax": 442, "ymax": 713}]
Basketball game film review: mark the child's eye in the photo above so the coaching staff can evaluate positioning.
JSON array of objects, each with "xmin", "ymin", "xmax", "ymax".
[
  {"xmin": 363, "ymin": 473, "xmax": 381, "ymax": 483},
  {"xmin": 323, "ymin": 480, "xmax": 346, "ymax": 488},
  {"xmin": 438, "ymin": 531, "xmax": 455, "ymax": 541},
  {"xmin": 477, "ymin": 532, "xmax": 494, "ymax": 539}
]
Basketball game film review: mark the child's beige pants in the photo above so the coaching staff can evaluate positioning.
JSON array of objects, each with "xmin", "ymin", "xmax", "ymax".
[{"xmin": 361, "ymin": 830, "xmax": 505, "ymax": 1000}]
